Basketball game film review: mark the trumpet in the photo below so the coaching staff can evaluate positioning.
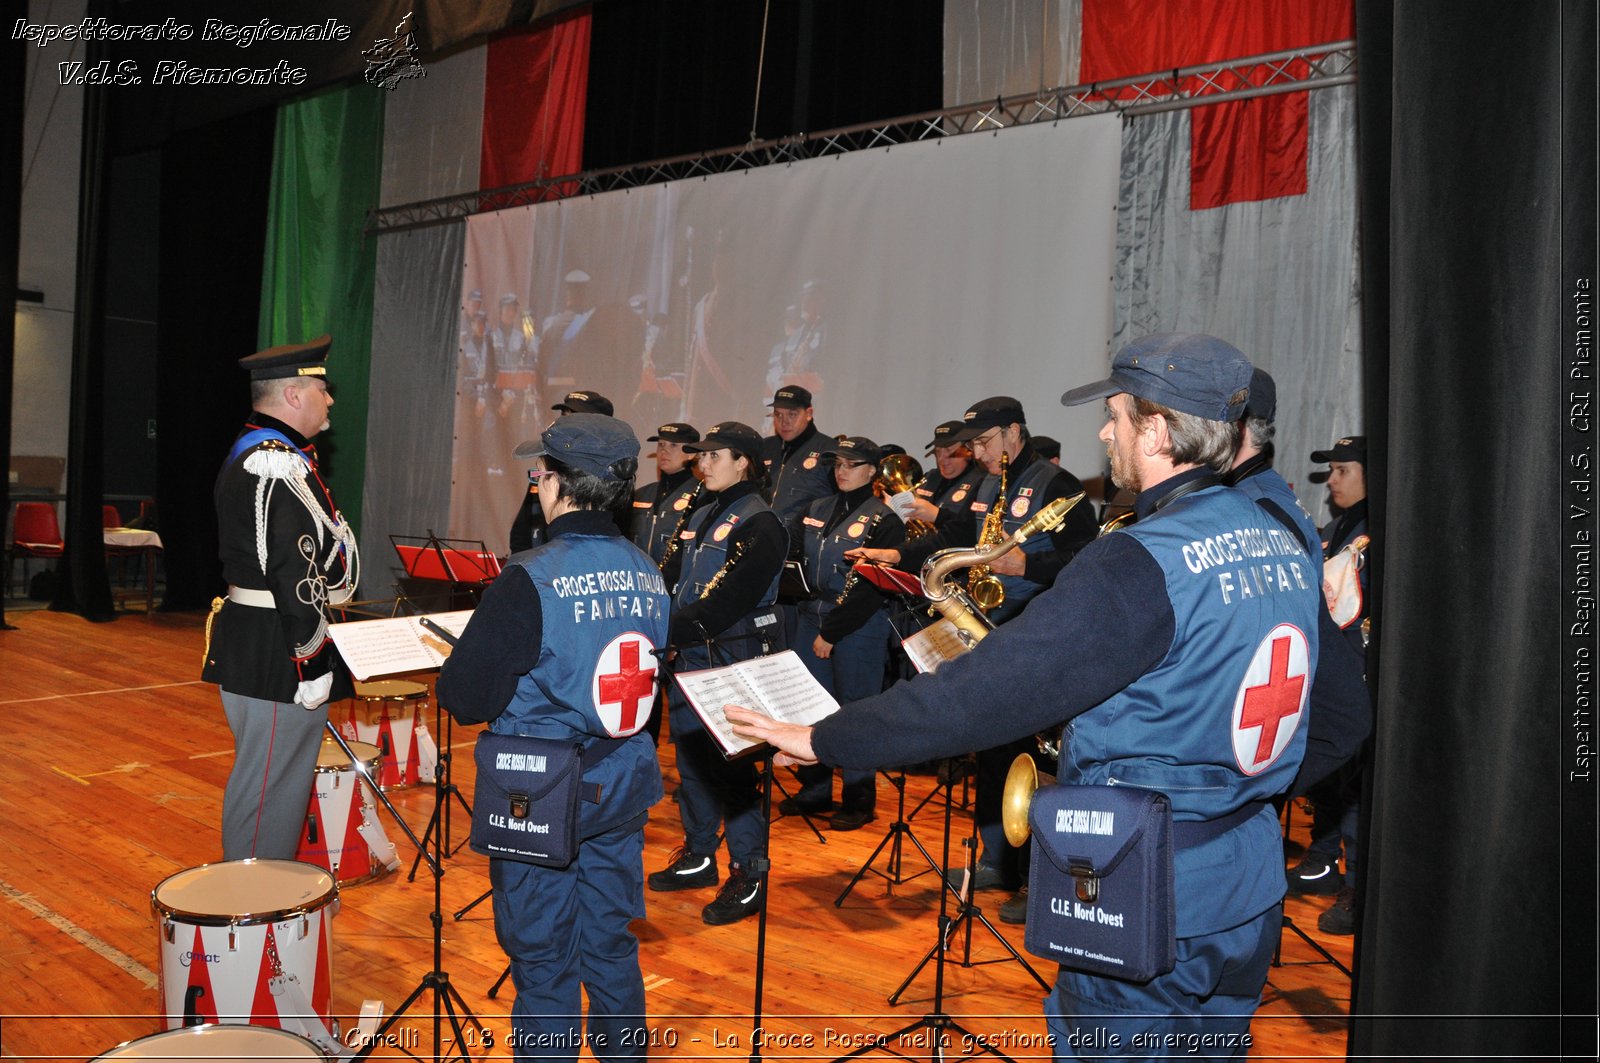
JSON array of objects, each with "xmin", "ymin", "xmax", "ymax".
[
  {"xmin": 919, "ymin": 492, "xmax": 1084, "ymax": 649},
  {"xmin": 1001, "ymin": 751, "xmax": 1055, "ymax": 847},
  {"xmin": 874, "ymin": 453, "xmax": 936, "ymax": 538}
]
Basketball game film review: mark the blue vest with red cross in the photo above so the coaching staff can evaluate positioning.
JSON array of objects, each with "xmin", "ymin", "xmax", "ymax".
[
  {"xmin": 1062, "ymin": 483, "xmax": 1320, "ymax": 936},
  {"xmin": 494, "ymin": 533, "xmax": 670, "ymax": 742}
]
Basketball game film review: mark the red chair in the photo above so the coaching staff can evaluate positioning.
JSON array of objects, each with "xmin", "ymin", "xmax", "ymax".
[
  {"xmin": 7, "ymin": 501, "xmax": 64, "ymax": 598},
  {"xmin": 102, "ymin": 504, "xmax": 123, "ymax": 529}
]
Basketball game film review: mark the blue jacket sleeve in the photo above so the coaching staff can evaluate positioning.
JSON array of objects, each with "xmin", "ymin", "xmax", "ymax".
[
  {"xmin": 810, "ymin": 533, "xmax": 1175, "ymax": 769},
  {"xmin": 437, "ymin": 567, "xmax": 544, "ymax": 724}
]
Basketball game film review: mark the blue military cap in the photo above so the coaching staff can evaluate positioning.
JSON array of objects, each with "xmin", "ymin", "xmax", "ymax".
[
  {"xmin": 1060, "ymin": 333, "xmax": 1252, "ymax": 422},
  {"xmin": 514, "ymin": 414, "xmax": 640, "ymax": 481}
]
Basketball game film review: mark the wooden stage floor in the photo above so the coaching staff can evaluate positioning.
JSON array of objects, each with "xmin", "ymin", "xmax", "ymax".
[{"xmin": 0, "ymin": 609, "xmax": 1353, "ymax": 1061}]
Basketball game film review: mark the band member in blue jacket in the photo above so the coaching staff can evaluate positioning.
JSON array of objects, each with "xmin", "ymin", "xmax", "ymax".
[
  {"xmin": 729, "ymin": 334, "xmax": 1320, "ymax": 1061},
  {"xmin": 649, "ymin": 422, "xmax": 788, "ymax": 926},
  {"xmin": 782, "ymin": 436, "xmax": 906, "ymax": 830},
  {"xmin": 440, "ymin": 415, "xmax": 670, "ymax": 1062}
]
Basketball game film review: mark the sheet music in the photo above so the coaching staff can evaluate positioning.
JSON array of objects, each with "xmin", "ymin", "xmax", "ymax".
[
  {"xmin": 901, "ymin": 617, "xmax": 972, "ymax": 674},
  {"xmin": 329, "ymin": 609, "xmax": 474, "ymax": 680},
  {"xmin": 673, "ymin": 650, "xmax": 839, "ymax": 757}
]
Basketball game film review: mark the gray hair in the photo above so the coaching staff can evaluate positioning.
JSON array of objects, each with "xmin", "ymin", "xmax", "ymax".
[
  {"xmin": 1132, "ymin": 393, "xmax": 1245, "ymax": 472},
  {"xmin": 1244, "ymin": 416, "xmax": 1276, "ymax": 450}
]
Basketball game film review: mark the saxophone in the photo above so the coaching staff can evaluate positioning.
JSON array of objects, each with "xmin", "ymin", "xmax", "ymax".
[
  {"xmin": 920, "ymin": 492, "xmax": 1084, "ymax": 649},
  {"xmin": 967, "ymin": 451, "xmax": 1009, "ymax": 612}
]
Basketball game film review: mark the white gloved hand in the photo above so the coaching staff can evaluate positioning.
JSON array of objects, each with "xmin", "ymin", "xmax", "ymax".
[
  {"xmin": 296, "ymin": 673, "xmax": 334, "ymax": 711},
  {"xmin": 888, "ymin": 490, "xmax": 919, "ymax": 519}
]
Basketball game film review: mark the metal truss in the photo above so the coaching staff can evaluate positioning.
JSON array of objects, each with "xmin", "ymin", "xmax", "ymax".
[{"xmin": 369, "ymin": 40, "xmax": 1356, "ymax": 234}]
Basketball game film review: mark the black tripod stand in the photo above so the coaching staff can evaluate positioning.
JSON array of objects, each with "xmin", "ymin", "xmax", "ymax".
[
  {"xmin": 887, "ymin": 763, "xmax": 1048, "ymax": 1005},
  {"xmin": 409, "ymin": 703, "xmax": 473, "ymax": 881},
  {"xmin": 825, "ymin": 758, "xmax": 1026, "ymax": 1063},
  {"xmin": 349, "ymin": 624, "xmax": 486, "ymax": 1061},
  {"xmin": 834, "ymin": 769, "xmax": 940, "ymax": 906}
]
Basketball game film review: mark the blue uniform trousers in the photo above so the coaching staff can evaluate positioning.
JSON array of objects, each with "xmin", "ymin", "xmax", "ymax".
[
  {"xmin": 668, "ymin": 693, "xmax": 767, "ymax": 866},
  {"xmin": 791, "ymin": 608, "xmax": 889, "ymax": 811},
  {"xmin": 491, "ymin": 820, "xmax": 650, "ymax": 1063},
  {"xmin": 1043, "ymin": 903, "xmax": 1280, "ymax": 1061}
]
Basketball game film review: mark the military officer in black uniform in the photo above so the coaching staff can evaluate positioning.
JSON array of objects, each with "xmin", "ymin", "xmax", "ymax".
[{"xmin": 203, "ymin": 336, "xmax": 359, "ymax": 861}]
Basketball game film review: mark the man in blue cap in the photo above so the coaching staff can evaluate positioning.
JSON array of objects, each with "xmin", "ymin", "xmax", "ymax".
[
  {"xmin": 728, "ymin": 334, "xmax": 1321, "ymax": 1059},
  {"xmin": 440, "ymin": 413, "xmax": 670, "ymax": 1062}
]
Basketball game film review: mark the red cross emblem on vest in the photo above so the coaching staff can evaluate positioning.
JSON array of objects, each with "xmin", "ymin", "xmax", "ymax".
[
  {"xmin": 1230, "ymin": 623, "xmax": 1310, "ymax": 775},
  {"xmin": 594, "ymin": 632, "xmax": 660, "ymax": 737}
]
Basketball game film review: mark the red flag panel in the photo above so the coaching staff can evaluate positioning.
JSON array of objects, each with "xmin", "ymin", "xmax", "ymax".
[
  {"xmin": 1081, "ymin": 0, "xmax": 1352, "ymax": 208},
  {"xmin": 481, "ymin": 8, "xmax": 592, "ymax": 191}
]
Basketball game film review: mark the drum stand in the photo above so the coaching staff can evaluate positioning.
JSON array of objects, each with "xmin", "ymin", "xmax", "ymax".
[
  {"xmin": 336, "ymin": 715, "xmax": 486, "ymax": 1062},
  {"xmin": 834, "ymin": 770, "xmax": 939, "ymax": 906},
  {"xmin": 887, "ymin": 765, "xmax": 1048, "ymax": 1005},
  {"xmin": 824, "ymin": 763, "xmax": 1023, "ymax": 1063}
]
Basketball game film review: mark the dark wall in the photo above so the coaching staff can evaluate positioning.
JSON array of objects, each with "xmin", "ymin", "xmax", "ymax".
[
  {"xmin": 584, "ymin": 0, "xmax": 943, "ymax": 170},
  {"xmin": 153, "ymin": 108, "xmax": 276, "ymax": 610},
  {"xmin": 101, "ymin": 148, "xmax": 161, "ymax": 511}
]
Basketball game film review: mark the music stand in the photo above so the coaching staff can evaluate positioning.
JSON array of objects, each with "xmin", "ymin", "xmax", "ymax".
[
  {"xmin": 824, "ymin": 760, "xmax": 1026, "ymax": 1063},
  {"xmin": 350, "ymin": 620, "xmax": 486, "ymax": 1060},
  {"xmin": 886, "ymin": 767, "xmax": 1049, "ymax": 1005},
  {"xmin": 391, "ymin": 531, "xmax": 500, "ymax": 606},
  {"xmin": 834, "ymin": 768, "xmax": 940, "ymax": 906}
]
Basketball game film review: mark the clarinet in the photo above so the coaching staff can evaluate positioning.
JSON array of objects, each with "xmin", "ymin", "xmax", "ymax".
[
  {"xmin": 834, "ymin": 508, "xmax": 888, "ymax": 606},
  {"xmin": 656, "ymin": 480, "xmax": 705, "ymax": 572},
  {"xmin": 698, "ymin": 539, "xmax": 748, "ymax": 600}
]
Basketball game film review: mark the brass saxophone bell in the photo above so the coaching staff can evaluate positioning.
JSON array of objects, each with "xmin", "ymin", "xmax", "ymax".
[
  {"xmin": 970, "ymin": 574, "xmax": 1006, "ymax": 613},
  {"xmin": 1001, "ymin": 752, "xmax": 1055, "ymax": 848}
]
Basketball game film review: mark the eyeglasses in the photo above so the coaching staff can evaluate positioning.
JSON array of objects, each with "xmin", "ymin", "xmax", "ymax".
[
  {"xmin": 970, "ymin": 428, "xmax": 1004, "ymax": 453},
  {"xmin": 528, "ymin": 468, "xmax": 557, "ymax": 483},
  {"xmin": 834, "ymin": 459, "xmax": 872, "ymax": 470}
]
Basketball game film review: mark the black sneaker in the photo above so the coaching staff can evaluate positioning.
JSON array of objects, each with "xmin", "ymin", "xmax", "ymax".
[
  {"xmin": 828, "ymin": 807, "xmax": 876, "ymax": 831},
  {"xmin": 1317, "ymin": 886, "xmax": 1356, "ymax": 935},
  {"xmin": 646, "ymin": 846, "xmax": 718, "ymax": 892},
  {"xmin": 702, "ymin": 866, "xmax": 764, "ymax": 925},
  {"xmin": 998, "ymin": 887, "xmax": 1028, "ymax": 925},
  {"xmin": 1286, "ymin": 854, "xmax": 1342, "ymax": 895}
]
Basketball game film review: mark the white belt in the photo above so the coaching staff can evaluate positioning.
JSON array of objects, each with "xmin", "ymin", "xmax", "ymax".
[{"xmin": 227, "ymin": 586, "xmax": 274, "ymax": 608}]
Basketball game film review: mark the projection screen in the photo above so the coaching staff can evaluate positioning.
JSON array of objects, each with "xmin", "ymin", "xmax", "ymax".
[{"xmin": 450, "ymin": 114, "xmax": 1121, "ymax": 550}]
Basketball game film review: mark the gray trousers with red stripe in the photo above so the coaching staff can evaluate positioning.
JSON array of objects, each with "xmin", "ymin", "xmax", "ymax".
[{"xmin": 220, "ymin": 691, "xmax": 327, "ymax": 861}]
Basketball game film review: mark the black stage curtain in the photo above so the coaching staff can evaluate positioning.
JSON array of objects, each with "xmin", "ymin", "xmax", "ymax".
[
  {"xmin": 583, "ymin": 0, "xmax": 942, "ymax": 172},
  {"xmin": 153, "ymin": 108, "xmax": 276, "ymax": 611},
  {"xmin": 1352, "ymin": 2, "xmax": 1596, "ymax": 1058}
]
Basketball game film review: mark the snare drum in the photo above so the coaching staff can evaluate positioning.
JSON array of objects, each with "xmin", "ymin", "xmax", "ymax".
[
  {"xmin": 93, "ymin": 1023, "xmax": 323, "ymax": 1063},
  {"xmin": 151, "ymin": 860, "xmax": 337, "ymax": 1040},
  {"xmin": 338, "ymin": 679, "xmax": 436, "ymax": 790},
  {"xmin": 297, "ymin": 738, "xmax": 394, "ymax": 886}
]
